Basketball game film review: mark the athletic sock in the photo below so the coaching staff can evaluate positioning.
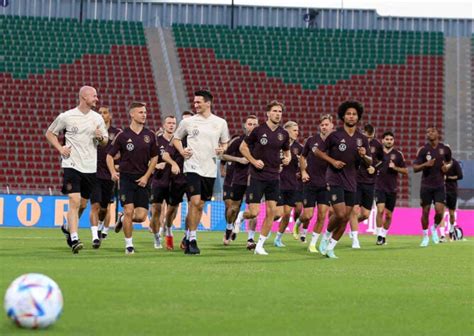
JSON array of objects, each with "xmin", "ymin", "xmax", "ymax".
[
  {"xmin": 439, "ymin": 226, "xmax": 445, "ymax": 236},
  {"xmin": 423, "ymin": 229, "xmax": 429, "ymax": 237},
  {"xmin": 310, "ymin": 232, "xmax": 320, "ymax": 245},
  {"xmin": 159, "ymin": 227, "xmax": 164, "ymax": 237},
  {"xmin": 351, "ymin": 231, "xmax": 358, "ymax": 240},
  {"xmin": 103, "ymin": 227, "xmax": 109, "ymax": 235},
  {"xmin": 98, "ymin": 221, "xmax": 104, "ymax": 231},
  {"xmin": 154, "ymin": 232, "xmax": 160, "ymax": 241},
  {"xmin": 248, "ymin": 230, "xmax": 255, "ymax": 241},
  {"xmin": 166, "ymin": 226, "xmax": 173, "ymax": 237},
  {"xmin": 226, "ymin": 223, "xmax": 234, "ymax": 230},
  {"xmin": 185, "ymin": 230, "xmax": 190, "ymax": 240},
  {"xmin": 375, "ymin": 227, "xmax": 381, "ymax": 236},
  {"xmin": 301, "ymin": 228, "xmax": 307, "ymax": 237},
  {"xmin": 323, "ymin": 231, "xmax": 332, "ymax": 240},
  {"xmin": 327, "ymin": 238, "xmax": 338, "ymax": 250},
  {"xmin": 189, "ymin": 230, "xmax": 197, "ymax": 241},
  {"xmin": 256, "ymin": 235, "xmax": 267, "ymax": 249},
  {"xmin": 381, "ymin": 228, "xmax": 387, "ymax": 238},
  {"xmin": 125, "ymin": 237, "xmax": 133, "ymax": 247},
  {"xmin": 295, "ymin": 218, "xmax": 302, "ymax": 228},
  {"xmin": 276, "ymin": 232, "xmax": 283, "ymax": 240},
  {"xmin": 91, "ymin": 226, "xmax": 99, "ymax": 240},
  {"xmin": 71, "ymin": 232, "xmax": 79, "ymax": 241}
]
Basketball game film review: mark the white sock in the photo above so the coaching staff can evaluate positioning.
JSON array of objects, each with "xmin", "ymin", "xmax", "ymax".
[
  {"xmin": 125, "ymin": 237, "xmax": 133, "ymax": 247},
  {"xmin": 295, "ymin": 218, "xmax": 301, "ymax": 227},
  {"xmin": 351, "ymin": 231, "xmax": 358, "ymax": 240},
  {"xmin": 235, "ymin": 211, "xmax": 244, "ymax": 227},
  {"xmin": 302, "ymin": 228, "xmax": 307, "ymax": 236},
  {"xmin": 449, "ymin": 223, "xmax": 455, "ymax": 233},
  {"xmin": 154, "ymin": 232, "xmax": 160, "ymax": 241},
  {"xmin": 120, "ymin": 214, "xmax": 124, "ymax": 222},
  {"xmin": 166, "ymin": 226, "xmax": 173, "ymax": 237},
  {"xmin": 310, "ymin": 232, "xmax": 320, "ymax": 245},
  {"xmin": 71, "ymin": 232, "xmax": 79, "ymax": 241},
  {"xmin": 159, "ymin": 227, "xmax": 164, "ymax": 236},
  {"xmin": 256, "ymin": 235, "xmax": 267, "ymax": 249},
  {"xmin": 276, "ymin": 232, "xmax": 283, "ymax": 240},
  {"xmin": 103, "ymin": 227, "xmax": 109, "ymax": 234},
  {"xmin": 423, "ymin": 229, "xmax": 429, "ymax": 237},
  {"xmin": 327, "ymin": 238, "xmax": 338, "ymax": 250},
  {"xmin": 98, "ymin": 221, "xmax": 104, "ymax": 231},
  {"xmin": 439, "ymin": 226, "xmax": 445, "ymax": 236},
  {"xmin": 185, "ymin": 230, "xmax": 190, "ymax": 240},
  {"xmin": 248, "ymin": 230, "xmax": 255, "ymax": 240},
  {"xmin": 91, "ymin": 226, "xmax": 99, "ymax": 240},
  {"xmin": 189, "ymin": 230, "xmax": 197, "ymax": 241},
  {"xmin": 323, "ymin": 231, "xmax": 332, "ymax": 239},
  {"xmin": 375, "ymin": 227, "xmax": 381, "ymax": 236},
  {"xmin": 226, "ymin": 223, "xmax": 234, "ymax": 230},
  {"xmin": 381, "ymin": 228, "xmax": 387, "ymax": 238}
]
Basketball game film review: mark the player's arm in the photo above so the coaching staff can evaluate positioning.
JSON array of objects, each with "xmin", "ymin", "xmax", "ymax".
[
  {"xmin": 314, "ymin": 149, "xmax": 345, "ymax": 169},
  {"xmin": 106, "ymin": 154, "xmax": 119, "ymax": 181},
  {"xmin": 162, "ymin": 151, "xmax": 180, "ymax": 175},
  {"xmin": 139, "ymin": 155, "xmax": 158, "ymax": 185},
  {"xmin": 239, "ymin": 140, "xmax": 263, "ymax": 169},
  {"xmin": 299, "ymin": 155, "xmax": 310, "ymax": 182},
  {"xmin": 45, "ymin": 130, "xmax": 70, "ymax": 157},
  {"xmin": 282, "ymin": 149, "xmax": 291, "ymax": 166},
  {"xmin": 389, "ymin": 162, "xmax": 408, "ymax": 175},
  {"xmin": 413, "ymin": 147, "xmax": 434, "ymax": 172},
  {"xmin": 172, "ymin": 138, "xmax": 192, "ymax": 159}
]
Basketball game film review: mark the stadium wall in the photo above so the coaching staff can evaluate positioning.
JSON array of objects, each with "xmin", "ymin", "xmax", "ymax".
[
  {"xmin": 1, "ymin": 194, "xmax": 473, "ymax": 235},
  {"xmin": 1, "ymin": 0, "xmax": 472, "ymax": 36}
]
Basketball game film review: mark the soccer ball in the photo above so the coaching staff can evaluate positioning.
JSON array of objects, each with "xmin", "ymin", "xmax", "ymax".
[{"xmin": 4, "ymin": 273, "xmax": 63, "ymax": 329}]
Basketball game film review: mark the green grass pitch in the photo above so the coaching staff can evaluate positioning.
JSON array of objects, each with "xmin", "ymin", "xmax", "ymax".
[{"xmin": 0, "ymin": 228, "xmax": 473, "ymax": 335}]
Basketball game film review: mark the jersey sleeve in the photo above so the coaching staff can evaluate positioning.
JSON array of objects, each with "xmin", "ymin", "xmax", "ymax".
[
  {"xmin": 301, "ymin": 138, "xmax": 311, "ymax": 158},
  {"xmin": 173, "ymin": 118, "xmax": 188, "ymax": 140},
  {"xmin": 413, "ymin": 147, "xmax": 425, "ymax": 165},
  {"xmin": 149, "ymin": 133, "xmax": 159, "ymax": 158},
  {"xmin": 282, "ymin": 132, "xmax": 290, "ymax": 151},
  {"xmin": 47, "ymin": 113, "xmax": 66, "ymax": 135},
  {"xmin": 220, "ymin": 120, "xmax": 231, "ymax": 144},
  {"xmin": 108, "ymin": 132, "xmax": 123, "ymax": 157},
  {"xmin": 244, "ymin": 127, "xmax": 258, "ymax": 147}
]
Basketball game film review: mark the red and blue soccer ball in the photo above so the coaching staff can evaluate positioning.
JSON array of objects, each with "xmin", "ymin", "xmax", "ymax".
[{"xmin": 4, "ymin": 273, "xmax": 63, "ymax": 329}]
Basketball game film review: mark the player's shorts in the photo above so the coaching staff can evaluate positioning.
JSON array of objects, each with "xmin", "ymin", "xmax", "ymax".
[
  {"xmin": 328, "ymin": 185, "xmax": 356, "ymax": 207},
  {"xmin": 119, "ymin": 173, "xmax": 151, "ymax": 209},
  {"xmin": 185, "ymin": 172, "xmax": 215, "ymax": 202},
  {"xmin": 420, "ymin": 186, "xmax": 446, "ymax": 207},
  {"xmin": 375, "ymin": 190, "xmax": 397, "ymax": 212},
  {"xmin": 246, "ymin": 177, "xmax": 280, "ymax": 204},
  {"xmin": 445, "ymin": 192, "xmax": 457, "ymax": 210},
  {"xmin": 302, "ymin": 185, "xmax": 329, "ymax": 208},
  {"xmin": 223, "ymin": 185, "xmax": 233, "ymax": 200},
  {"xmin": 62, "ymin": 168, "xmax": 96, "ymax": 199},
  {"xmin": 90, "ymin": 178, "xmax": 115, "ymax": 208},
  {"xmin": 277, "ymin": 189, "xmax": 299, "ymax": 207},
  {"xmin": 230, "ymin": 184, "xmax": 247, "ymax": 202},
  {"xmin": 168, "ymin": 182, "xmax": 187, "ymax": 206},
  {"xmin": 355, "ymin": 183, "xmax": 375, "ymax": 210},
  {"xmin": 151, "ymin": 185, "xmax": 170, "ymax": 204}
]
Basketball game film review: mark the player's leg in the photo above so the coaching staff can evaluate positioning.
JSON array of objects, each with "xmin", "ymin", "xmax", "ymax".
[
  {"xmin": 150, "ymin": 202, "xmax": 163, "ymax": 249},
  {"xmin": 275, "ymin": 204, "xmax": 292, "ymax": 247},
  {"xmin": 89, "ymin": 202, "xmax": 102, "ymax": 248},
  {"xmin": 67, "ymin": 192, "xmax": 83, "ymax": 252},
  {"xmin": 375, "ymin": 203, "xmax": 386, "ymax": 245},
  {"xmin": 122, "ymin": 203, "xmax": 135, "ymax": 254}
]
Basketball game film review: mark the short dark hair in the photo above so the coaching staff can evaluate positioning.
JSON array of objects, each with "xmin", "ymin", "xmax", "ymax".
[
  {"xmin": 246, "ymin": 114, "xmax": 258, "ymax": 120},
  {"xmin": 163, "ymin": 115, "xmax": 176, "ymax": 121},
  {"xmin": 182, "ymin": 110, "xmax": 195, "ymax": 117},
  {"xmin": 364, "ymin": 124, "xmax": 375, "ymax": 136},
  {"xmin": 266, "ymin": 100, "xmax": 285, "ymax": 112},
  {"xmin": 382, "ymin": 131, "xmax": 394, "ymax": 138},
  {"xmin": 194, "ymin": 90, "xmax": 213, "ymax": 103},
  {"xmin": 128, "ymin": 102, "xmax": 146, "ymax": 113},
  {"xmin": 337, "ymin": 100, "xmax": 363, "ymax": 121}
]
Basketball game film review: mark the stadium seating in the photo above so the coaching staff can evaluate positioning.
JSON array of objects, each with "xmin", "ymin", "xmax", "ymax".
[
  {"xmin": 0, "ymin": 15, "xmax": 159, "ymax": 194},
  {"xmin": 173, "ymin": 24, "xmax": 445, "ymax": 206}
]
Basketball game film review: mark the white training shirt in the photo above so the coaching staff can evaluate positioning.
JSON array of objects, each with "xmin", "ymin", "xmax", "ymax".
[
  {"xmin": 174, "ymin": 113, "xmax": 230, "ymax": 178},
  {"xmin": 48, "ymin": 107, "xmax": 108, "ymax": 173}
]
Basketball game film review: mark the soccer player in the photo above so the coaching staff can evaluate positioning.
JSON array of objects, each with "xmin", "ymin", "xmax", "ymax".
[
  {"xmin": 443, "ymin": 157, "xmax": 463, "ymax": 241},
  {"xmin": 273, "ymin": 121, "xmax": 303, "ymax": 248},
  {"xmin": 374, "ymin": 131, "xmax": 408, "ymax": 245},
  {"xmin": 221, "ymin": 115, "xmax": 259, "ymax": 246},
  {"xmin": 89, "ymin": 106, "xmax": 121, "ymax": 248},
  {"xmin": 299, "ymin": 114, "xmax": 334, "ymax": 253},
  {"xmin": 150, "ymin": 115, "xmax": 176, "ymax": 249},
  {"xmin": 162, "ymin": 110, "xmax": 194, "ymax": 250},
  {"xmin": 413, "ymin": 127, "xmax": 452, "ymax": 247},
  {"xmin": 107, "ymin": 102, "xmax": 158, "ymax": 254},
  {"xmin": 239, "ymin": 101, "xmax": 291, "ymax": 255},
  {"xmin": 315, "ymin": 101, "xmax": 371, "ymax": 258},
  {"xmin": 348, "ymin": 124, "xmax": 384, "ymax": 249},
  {"xmin": 173, "ymin": 90, "xmax": 230, "ymax": 255},
  {"xmin": 45, "ymin": 86, "xmax": 108, "ymax": 254}
]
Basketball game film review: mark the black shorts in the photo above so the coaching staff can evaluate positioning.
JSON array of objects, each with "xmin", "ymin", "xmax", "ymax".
[
  {"xmin": 90, "ymin": 178, "xmax": 115, "ymax": 208},
  {"xmin": 375, "ymin": 190, "xmax": 397, "ymax": 212},
  {"xmin": 223, "ymin": 185, "xmax": 233, "ymax": 200},
  {"xmin": 420, "ymin": 186, "xmax": 446, "ymax": 207},
  {"xmin": 328, "ymin": 185, "xmax": 356, "ymax": 207},
  {"xmin": 169, "ymin": 182, "xmax": 187, "ymax": 206},
  {"xmin": 446, "ymin": 192, "xmax": 457, "ymax": 210},
  {"xmin": 277, "ymin": 189, "xmax": 299, "ymax": 207},
  {"xmin": 185, "ymin": 172, "xmax": 215, "ymax": 202},
  {"xmin": 151, "ymin": 185, "xmax": 170, "ymax": 204},
  {"xmin": 62, "ymin": 168, "xmax": 96, "ymax": 199},
  {"xmin": 246, "ymin": 178, "xmax": 280, "ymax": 204},
  {"xmin": 302, "ymin": 185, "xmax": 329, "ymax": 208},
  {"xmin": 231, "ymin": 184, "xmax": 247, "ymax": 202},
  {"xmin": 119, "ymin": 173, "xmax": 150, "ymax": 209},
  {"xmin": 355, "ymin": 183, "xmax": 375, "ymax": 210}
]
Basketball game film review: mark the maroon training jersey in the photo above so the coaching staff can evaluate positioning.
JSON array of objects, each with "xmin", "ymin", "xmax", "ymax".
[
  {"xmin": 151, "ymin": 134, "xmax": 172, "ymax": 188},
  {"xmin": 356, "ymin": 138, "xmax": 384, "ymax": 184},
  {"xmin": 227, "ymin": 134, "xmax": 250, "ymax": 186},
  {"xmin": 108, "ymin": 127, "xmax": 158, "ymax": 175},
  {"xmin": 375, "ymin": 148, "xmax": 406, "ymax": 193},
  {"xmin": 445, "ymin": 159, "xmax": 463, "ymax": 193},
  {"xmin": 96, "ymin": 125, "xmax": 121, "ymax": 180},
  {"xmin": 414, "ymin": 143, "xmax": 452, "ymax": 189},
  {"xmin": 164, "ymin": 139, "xmax": 186, "ymax": 185},
  {"xmin": 301, "ymin": 134, "xmax": 328, "ymax": 188},
  {"xmin": 320, "ymin": 127, "xmax": 370, "ymax": 192},
  {"xmin": 280, "ymin": 141, "xmax": 303, "ymax": 190},
  {"xmin": 244, "ymin": 123, "xmax": 290, "ymax": 181}
]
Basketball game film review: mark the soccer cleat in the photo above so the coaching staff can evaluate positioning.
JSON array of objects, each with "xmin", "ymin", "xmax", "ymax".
[
  {"xmin": 114, "ymin": 212, "xmax": 123, "ymax": 233},
  {"xmin": 292, "ymin": 223, "xmax": 300, "ymax": 240},
  {"xmin": 165, "ymin": 236, "xmax": 174, "ymax": 250},
  {"xmin": 101, "ymin": 232, "xmax": 108, "ymax": 240},
  {"xmin": 352, "ymin": 239, "xmax": 361, "ymax": 249},
  {"xmin": 300, "ymin": 235, "xmax": 306, "ymax": 243},
  {"xmin": 430, "ymin": 226, "xmax": 440, "ymax": 244},
  {"xmin": 92, "ymin": 239, "xmax": 101, "ymax": 249},
  {"xmin": 180, "ymin": 236, "xmax": 187, "ymax": 250},
  {"xmin": 61, "ymin": 225, "xmax": 73, "ymax": 247},
  {"xmin": 382, "ymin": 237, "xmax": 387, "ymax": 245},
  {"xmin": 231, "ymin": 232, "xmax": 237, "ymax": 241},
  {"xmin": 154, "ymin": 237, "xmax": 163, "ymax": 249},
  {"xmin": 98, "ymin": 230, "xmax": 102, "ymax": 240},
  {"xmin": 184, "ymin": 239, "xmax": 190, "ymax": 254},
  {"xmin": 125, "ymin": 246, "xmax": 135, "ymax": 255},
  {"xmin": 318, "ymin": 237, "xmax": 328, "ymax": 255},
  {"xmin": 376, "ymin": 235, "xmax": 384, "ymax": 245},
  {"xmin": 325, "ymin": 249, "xmax": 338, "ymax": 259},
  {"xmin": 71, "ymin": 240, "xmax": 83, "ymax": 254},
  {"xmin": 273, "ymin": 239, "xmax": 286, "ymax": 248},
  {"xmin": 254, "ymin": 246, "xmax": 268, "ymax": 255},
  {"xmin": 246, "ymin": 239, "xmax": 256, "ymax": 250},
  {"xmin": 188, "ymin": 240, "xmax": 200, "ymax": 255},
  {"xmin": 223, "ymin": 229, "xmax": 233, "ymax": 246},
  {"xmin": 420, "ymin": 236, "xmax": 429, "ymax": 247},
  {"xmin": 439, "ymin": 236, "xmax": 446, "ymax": 243},
  {"xmin": 308, "ymin": 244, "xmax": 318, "ymax": 253}
]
